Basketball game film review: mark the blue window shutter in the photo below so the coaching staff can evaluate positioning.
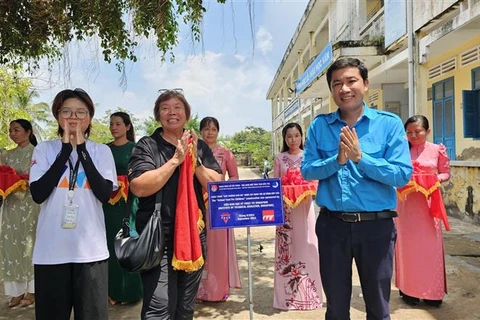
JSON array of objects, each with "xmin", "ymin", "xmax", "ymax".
[{"xmin": 463, "ymin": 90, "xmax": 476, "ymax": 138}]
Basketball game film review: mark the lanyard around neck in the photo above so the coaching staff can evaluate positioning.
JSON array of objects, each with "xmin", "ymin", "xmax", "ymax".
[{"xmin": 68, "ymin": 158, "xmax": 81, "ymax": 192}]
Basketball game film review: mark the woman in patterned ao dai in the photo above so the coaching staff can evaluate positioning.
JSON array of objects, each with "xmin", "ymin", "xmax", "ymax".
[
  {"xmin": 272, "ymin": 122, "xmax": 323, "ymax": 310},
  {"xmin": 0, "ymin": 119, "xmax": 40, "ymax": 308},
  {"xmin": 395, "ymin": 115, "xmax": 451, "ymax": 307}
]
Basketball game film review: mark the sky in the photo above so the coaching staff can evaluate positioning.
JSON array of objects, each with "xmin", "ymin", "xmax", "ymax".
[{"xmin": 30, "ymin": 1, "xmax": 309, "ymax": 137}]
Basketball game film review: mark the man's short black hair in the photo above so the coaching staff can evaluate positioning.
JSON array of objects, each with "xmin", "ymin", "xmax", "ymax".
[{"xmin": 326, "ymin": 58, "xmax": 369, "ymax": 91}]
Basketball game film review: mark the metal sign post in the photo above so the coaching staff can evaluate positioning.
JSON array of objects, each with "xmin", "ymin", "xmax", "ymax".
[
  {"xmin": 207, "ymin": 178, "xmax": 284, "ymax": 320},
  {"xmin": 247, "ymin": 226, "xmax": 253, "ymax": 320}
]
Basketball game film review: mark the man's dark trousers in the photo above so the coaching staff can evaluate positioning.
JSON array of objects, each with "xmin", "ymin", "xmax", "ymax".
[{"xmin": 316, "ymin": 214, "xmax": 396, "ymax": 320}]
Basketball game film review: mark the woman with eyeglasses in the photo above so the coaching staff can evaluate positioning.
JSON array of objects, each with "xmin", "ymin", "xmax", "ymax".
[
  {"xmin": 103, "ymin": 111, "xmax": 143, "ymax": 306},
  {"xmin": 395, "ymin": 115, "xmax": 451, "ymax": 307},
  {"xmin": 29, "ymin": 89, "xmax": 117, "ymax": 319},
  {"xmin": 128, "ymin": 89, "xmax": 223, "ymax": 319},
  {"xmin": 196, "ymin": 116, "xmax": 242, "ymax": 302},
  {"xmin": 0, "ymin": 119, "xmax": 40, "ymax": 308}
]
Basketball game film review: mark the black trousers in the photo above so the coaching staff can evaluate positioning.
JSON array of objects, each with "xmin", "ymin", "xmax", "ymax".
[
  {"xmin": 34, "ymin": 260, "xmax": 108, "ymax": 320},
  {"xmin": 316, "ymin": 214, "xmax": 396, "ymax": 320},
  {"xmin": 141, "ymin": 239, "xmax": 206, "ymax": 320}
]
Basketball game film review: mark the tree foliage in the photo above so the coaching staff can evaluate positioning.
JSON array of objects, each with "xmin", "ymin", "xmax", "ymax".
[
  {"xmin": 142, "ymin": 113, "xmax": 200, "ymax": 137},
  {"xmin": 0, "ymin": 0, "xmax": 226, "ymax": 72},
  {"xmin": 0, "ymin": 68, "xmax": 53, "ymax": 149},
  {"xmin": 229, "ymin": 126, "xmax": 272, "ymax": 166}
]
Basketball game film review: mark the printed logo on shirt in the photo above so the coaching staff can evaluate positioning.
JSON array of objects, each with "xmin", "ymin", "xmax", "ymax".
[
  {"xmin": 58, "ymin": 168, "xmax": 91, "ymax": 189},
  {"xmin": 262, "ymin": 210, "xmax": 275, "ymax": 222}
]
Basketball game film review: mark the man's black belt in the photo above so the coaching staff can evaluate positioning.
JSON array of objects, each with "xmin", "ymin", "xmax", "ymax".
[{"xmin": 320, "ymin": 208, "xmax": 397, "ymax": 223}]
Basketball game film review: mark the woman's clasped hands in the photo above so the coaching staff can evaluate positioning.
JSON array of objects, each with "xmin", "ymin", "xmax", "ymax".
[
  {"xmin": 62, "ymin": 118, "xmax": 85, "ymax": 146},
  {"xmin": 173, "ymin": 129, "xmax": 198, "ymax": 165}
]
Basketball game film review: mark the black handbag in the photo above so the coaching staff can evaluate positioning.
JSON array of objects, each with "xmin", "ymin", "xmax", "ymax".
[
  {"xmin": 114, "ymin": 138, "xmax": 165, "ymax": 273},
  {"xmin": 114, "ymin": 189, "xmax": 164, "ymax": 273}
]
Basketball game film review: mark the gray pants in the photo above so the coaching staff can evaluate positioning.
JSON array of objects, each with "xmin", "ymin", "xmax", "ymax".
[{"xmin": 34, "ymin": 260, "xmax": 108, "ymax": 320}]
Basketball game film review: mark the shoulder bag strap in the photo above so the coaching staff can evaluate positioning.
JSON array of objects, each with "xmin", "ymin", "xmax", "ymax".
[
  {"xmin": 152, "ymin": 136, "xmax": 163, "ymax": 210},
  {"xmin": 123, "ymin": 137, "xmax": 163, "ymax": 221}
]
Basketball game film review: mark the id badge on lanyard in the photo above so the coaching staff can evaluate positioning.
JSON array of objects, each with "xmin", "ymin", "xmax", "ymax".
[{"xmin": 62, "ymin": 158, "xmax": 80, "ymax": 229}]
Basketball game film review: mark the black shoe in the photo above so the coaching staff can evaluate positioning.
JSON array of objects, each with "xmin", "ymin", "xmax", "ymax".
[
  {"xmin": 424, "ymin": 299, "xmax": 442, "ymax": 307},
  {"xmin": 401, "ymin": 293, "xmax": 420, "ymax": 306}
]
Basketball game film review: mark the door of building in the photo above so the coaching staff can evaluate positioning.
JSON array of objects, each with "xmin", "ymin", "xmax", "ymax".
[{"xmin": 433, "ymin": 78, "xmax": 456, "ymax": 160}]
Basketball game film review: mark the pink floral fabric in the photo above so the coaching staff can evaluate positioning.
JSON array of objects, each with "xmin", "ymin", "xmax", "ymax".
[{"xmin": 273, "ymin": 151, "xmax": 323, "ymax": 310}]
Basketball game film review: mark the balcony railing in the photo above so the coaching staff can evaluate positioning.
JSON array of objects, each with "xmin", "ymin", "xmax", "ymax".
[{"xmin": 360, "ymin": 7, "xmax": 385, "ymax": 41}]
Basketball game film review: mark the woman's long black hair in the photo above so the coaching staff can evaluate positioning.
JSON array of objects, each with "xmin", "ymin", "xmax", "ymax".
[
  {"xmin": 281, "ymin": 122, "xmax": 303, "ymax": 153},
  {"xmin": 10, "ymin": 119, "xmax": 37, "ymax": 146},
  {"xmin": 111, "ymin": 111, "xmax": 135, "ymax": 142},
  {"xmin": 404, "ymin": 115, "xmax": 429, "ymax": 149}
]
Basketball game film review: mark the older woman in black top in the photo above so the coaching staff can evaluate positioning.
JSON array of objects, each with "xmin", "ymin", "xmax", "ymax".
[{"xmin": 128, "ymin": 89, "xmax": 222, "ymax": 320}]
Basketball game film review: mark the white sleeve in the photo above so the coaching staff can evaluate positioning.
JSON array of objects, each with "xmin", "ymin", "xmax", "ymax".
[
  {"xmin": 94, "ymin": 143, "xmax": 118, "ymax": 191},
  {"xmin": 29, "ymin": 142, "xmax": 52, "ymax": 184}
]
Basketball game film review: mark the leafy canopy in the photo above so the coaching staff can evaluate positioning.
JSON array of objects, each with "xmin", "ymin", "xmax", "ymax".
[
  {"xmin": 0, "ymin": 0, "xmax": 226, "ymax": 72},
  {"xmin": 0, "ymin": 68, "xmax": 55, "ymax": 149},
  {"xmin": 228, "ymin": 126, "xmax": 272, "ymax": 166}
]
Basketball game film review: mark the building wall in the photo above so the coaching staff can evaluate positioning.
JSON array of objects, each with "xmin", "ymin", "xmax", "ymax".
[
  {"xmin": 413, "ymin": 0, "xmax": 461, "ymax": 32},
  {"xmin": 419, "ymin": 34, "xmax": 480, "ymax": 223},
  {"xmin": 443, "ymin": 164, "xmax": 480, "ymax": 223},
  {"xmin": 382, "ymin": 84, "xmax": 408, "ymax": 122},
  {"xmin": 421, "ymin": 35, "xmax": 480, "ymax": 160}
]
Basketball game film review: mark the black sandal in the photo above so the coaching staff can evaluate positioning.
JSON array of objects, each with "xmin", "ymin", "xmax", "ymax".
[
  {"xmin": 424, "ymin": 299, "xmax": 442, "ymax": 307},
  {"xmin": 401, "ymin": 292, "xmax": 420, "ymax": 306}
]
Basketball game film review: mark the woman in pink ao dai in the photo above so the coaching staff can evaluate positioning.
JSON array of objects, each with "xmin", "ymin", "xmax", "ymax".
[
  {"xmin": 395, "ymin": 115, "xmax": 451, "ymax": 307},
  {"xmin": 196, "ymin": 117, "xmax": 242, "ymax": 302}
]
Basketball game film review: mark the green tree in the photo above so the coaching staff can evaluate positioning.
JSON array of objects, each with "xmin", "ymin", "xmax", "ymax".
[
  {"xmin": 230, "ymin": 126, "xmax": 272, "ymax": 166},
  {"xmin": 186, "ymin": 114, "xmax": 200, "ymax": 133},
  {"xmin": 0, "ymin": 0, "xmax": 227, "ymax": 72},
  {"xmin": 141, "ymin": 113, "xmax": 200, "ymax": 136},
  {"xmin": 0, "ymin": 68, "xmax": 52, "ymax": 149},
  {"xmin": 141, "ymin": 117, "xmax": 159, "ymax": 136},
  {"xmin": 89, "ymin": 119, "xmax": 112, "ymax": 144},
  {"xmin": 102, "ymin": 107, "xmax": 140, "ymax": 125}
]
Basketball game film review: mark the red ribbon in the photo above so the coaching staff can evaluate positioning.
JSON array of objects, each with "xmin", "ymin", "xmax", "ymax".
[
  {"xmin": 282, "ymin": 182, "xmax": 318, "ymax": 208},
  {"xmin": 397, "ymin": 173, "xmax": 450, "ymax": 231},
  {"xmin": 172, "ymin": 138, "xmax": 204, "ymax": 272},
  {"xmin": 0, "ymin": 165, "xmax": 28, "ymax": 198},
  {"xmin": 108, "ymin": 175, "xmax": 129, "ymax": 205}
]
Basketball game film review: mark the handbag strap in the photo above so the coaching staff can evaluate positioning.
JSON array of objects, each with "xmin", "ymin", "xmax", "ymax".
[{"xmin": 123, "ymin": 137, "xmax": 163, "ymax": 220}]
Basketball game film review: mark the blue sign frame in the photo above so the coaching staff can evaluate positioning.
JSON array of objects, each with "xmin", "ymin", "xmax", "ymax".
[
  {"xmin": 207, "ymin": 179, "xmax": 284, "ymax": 229},
  {"xmin": 296, "ymin": 42, "xmax": 333, "ymax": 94}
]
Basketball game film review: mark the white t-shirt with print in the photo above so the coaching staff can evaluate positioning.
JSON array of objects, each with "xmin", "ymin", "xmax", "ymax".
[{"xmin": 30, "ymin": 140, "xmax": 118, "ymax": 264}]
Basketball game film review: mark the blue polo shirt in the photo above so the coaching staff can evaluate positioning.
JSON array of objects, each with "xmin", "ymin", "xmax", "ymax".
[{"xmin": 301, "ymin": 104, "xmax": 412, "ymax": 212}]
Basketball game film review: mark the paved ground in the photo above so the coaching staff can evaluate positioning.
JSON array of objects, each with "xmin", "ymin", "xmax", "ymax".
[{"xmin": 1, "ymin": 167, "xmax": 480, "ymax": 319}]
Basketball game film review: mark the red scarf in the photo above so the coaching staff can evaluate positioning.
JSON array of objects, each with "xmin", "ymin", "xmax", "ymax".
[{"xmin": 172, "ymin": 140, "xmax": 205, "ymax": 272}]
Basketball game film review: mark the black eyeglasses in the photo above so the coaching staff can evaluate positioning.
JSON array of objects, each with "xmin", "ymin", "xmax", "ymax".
[
  {"xmin": 58, "ymin": 108, "xmax": 90, "ymax": 119},
  {"xmin": 158, "ymin": 88, "xmax": 184, "ymax": 95}
]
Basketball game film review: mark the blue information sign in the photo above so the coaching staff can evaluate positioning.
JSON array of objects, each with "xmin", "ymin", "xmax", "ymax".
[
  {"xmin": 295, "ymin": 42, "xmax": 333, "ymax": 94},
  {"xmin": 207, "ymin": 179, "xmax": 284, "ymax": 229}
]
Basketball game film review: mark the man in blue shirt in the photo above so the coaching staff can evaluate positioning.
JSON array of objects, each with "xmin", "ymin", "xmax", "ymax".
[{"xmin": 301, "ymin": 58, "xmax": 412, "ymax": 320}]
